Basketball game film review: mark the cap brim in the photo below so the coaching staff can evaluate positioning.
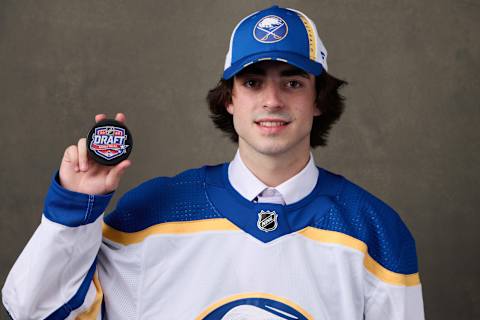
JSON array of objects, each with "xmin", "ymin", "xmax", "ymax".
[{"xmin": 223, "ymin": 51, "xmax": 324, "ymax": 80}]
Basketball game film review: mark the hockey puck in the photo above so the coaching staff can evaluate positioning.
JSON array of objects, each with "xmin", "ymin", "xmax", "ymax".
[{"xmin": 87, "ymin": 119, "xmax": 133, "ymax": 166}]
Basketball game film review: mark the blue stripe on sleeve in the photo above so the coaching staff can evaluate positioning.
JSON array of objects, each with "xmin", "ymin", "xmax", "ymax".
[
  {"xmin": 43, "ymin": 172, "xmax": 113, "ymax": 227},
  {"xmin": 45, "ymin": 259, "xmax": 97, "ymax": 320}
]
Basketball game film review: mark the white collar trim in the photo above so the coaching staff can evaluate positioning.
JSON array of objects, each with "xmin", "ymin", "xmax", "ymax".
[{"xmin": 228, "ymin": 150, "xmax": 319, "ymax": 205}]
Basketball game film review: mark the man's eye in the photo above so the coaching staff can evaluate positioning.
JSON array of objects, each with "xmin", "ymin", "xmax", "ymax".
[
  {"xmin": 287, "ymin": 80, "xmax": 302, "ymax": 88},
  {"xmin": 244, "ymin": 79, "xmax": 260, "ymax": 88}
]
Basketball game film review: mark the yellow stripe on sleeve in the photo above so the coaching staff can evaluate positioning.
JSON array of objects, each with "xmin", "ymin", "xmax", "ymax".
[
  {"xmin": 75, "ymin": 271, "xmax": 103, "ymax": 320},
  {"xmin": 298, "ymin": 227, "xmax": 420, "ymax": 287}
]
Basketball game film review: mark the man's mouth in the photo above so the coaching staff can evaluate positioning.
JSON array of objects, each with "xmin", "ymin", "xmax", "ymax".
[
  {"xmin": 254, "ymin": 119, "xmax": 291, "ymax": 133},
  {"xmin": 254, "ymin": 118, "xmax": 291, "ymax": 127}
]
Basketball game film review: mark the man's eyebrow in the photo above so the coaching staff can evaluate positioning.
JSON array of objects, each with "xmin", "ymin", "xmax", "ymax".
[{"xmin": 280, "ymin": 68, "xmax": 310, "ymax": 78}]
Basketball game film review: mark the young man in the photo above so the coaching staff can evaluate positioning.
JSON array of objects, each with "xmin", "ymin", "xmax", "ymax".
[{"xmin": 2, "ymin": 5, "xmax": 424, "ymax": 319}]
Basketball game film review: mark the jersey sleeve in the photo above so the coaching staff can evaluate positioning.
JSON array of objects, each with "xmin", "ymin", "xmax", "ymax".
[
  {"xmin": 359, "ymin": 194, "xmax": 425, "ymax": 320},
  {"xmin": 363, "ymin": 234, "xmax": 425, "ymax": 320},
  {"xmin": 315, "ymin": 173, "xmax": 426, "ymax": 320},
  {"xmin": 1, "ymin": 173, "xmax": 112, "ymax": 320}
]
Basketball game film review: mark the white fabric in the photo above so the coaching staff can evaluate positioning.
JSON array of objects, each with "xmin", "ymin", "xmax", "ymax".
[
  {"xmin": 65, "ymin": 281, "xmax": 99, "ymax": 320},
  {"xmin": 2, "ymin": 158, "xmax": 424, "ymax": 319},
  {"xmin": 221, "ymin": 305, "xmax": 287, "ymax": 319},
  {"xmin": 228, "ymin": 150, "xmax": 318, "ymax": 205},
  {"xmin": 3, "ymin": 218, "xmax": 424, "ymax": 319},
  {"xmin": 364, "ymin": 271, "xmax": 425, "ymax": 319},
  {"xmin": 97, "ymin": 230, "xmax": 424, "ymax": 319},
  {"xmin": 256, "ymin": 187, "xmax": 285, "ymax": 205},
  {"xmin": 2, "ymin": 215, "xmax": 103, "ymax": 320}
]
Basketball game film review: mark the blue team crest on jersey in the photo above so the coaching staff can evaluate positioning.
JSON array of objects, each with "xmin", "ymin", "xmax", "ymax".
[
  {"xmin": 257, "ymin": 210, "xmax": 278, "ymax": 232},
  {"xmin": 90, "ymin": 126, "xmax": 129, "ymax": 160},
  {"xmin": 199, "ymin": 295, "xmax": 310, "ymax": 320},
  {"xmin": 253, "ymin": 15, "xmax": 288, "ymax": 43}
]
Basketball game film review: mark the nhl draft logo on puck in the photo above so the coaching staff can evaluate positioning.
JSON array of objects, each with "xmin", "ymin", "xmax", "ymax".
[
  {"xmin": 257, "ymin": 210, "xmax": 278, "ymax": 232},
  {"xmin": 87, "ymin": 119, "xmax": 133, "ymax": 166},
  {"xmin": 253, "ymin": 15, "xmax": 288, "ymax": 43}
]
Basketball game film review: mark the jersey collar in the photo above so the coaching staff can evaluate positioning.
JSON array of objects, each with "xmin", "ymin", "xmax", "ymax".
[{"xmin": 228, "ymin": 149, "xmax": 319, "ymax": 205}]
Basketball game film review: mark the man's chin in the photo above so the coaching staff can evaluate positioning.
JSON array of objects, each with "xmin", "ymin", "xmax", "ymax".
[
  {"xmin": 249, "ymin": 143, "xmax": 291, "ymax": 157},
  {"xmin": 239, "ymin": 136, "xmax": 307, "ymax": 158}
]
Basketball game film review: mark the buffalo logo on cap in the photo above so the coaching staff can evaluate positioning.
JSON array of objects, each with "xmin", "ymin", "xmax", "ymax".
[{"xmin": 253, "ymin": 15, "xmax": 288, "ymax": 43}]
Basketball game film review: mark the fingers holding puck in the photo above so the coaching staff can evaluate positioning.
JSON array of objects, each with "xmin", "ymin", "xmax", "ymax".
[{"xmin": 87, "ymin": 119, "xmax": 133, "ymax": 166}]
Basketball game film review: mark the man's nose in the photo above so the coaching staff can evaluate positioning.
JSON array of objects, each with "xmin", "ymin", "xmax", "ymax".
[{"xmin": 262, "ymin": 82, "xmax": 284, "ymax": 110}]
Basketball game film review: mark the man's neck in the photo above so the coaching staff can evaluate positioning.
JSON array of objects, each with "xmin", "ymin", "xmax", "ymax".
[{"xmin": 238, "ymin": 144, "xmax": 311, "ymax": 187}]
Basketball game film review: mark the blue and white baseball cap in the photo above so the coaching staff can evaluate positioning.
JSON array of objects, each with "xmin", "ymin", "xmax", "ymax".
[{"xmin": 223, "ymin": 5, "xmax": 328, "ymax": 80}]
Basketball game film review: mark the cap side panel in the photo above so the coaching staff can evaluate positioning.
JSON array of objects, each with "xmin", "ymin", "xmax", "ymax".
[
  {"xmin": 288, "ymin": 7, "xmax": 328, "ymax": 71},
  {"xmin": 305, "ymin": 15, "xmax": 328, "ymax": 70},
  {"xmin": 296, "ymin": 13, "xmax": 316, "ymax": 61},
  {"xmin": 224, "ymin": 10, "xmax": 259, "ymax": 71}
]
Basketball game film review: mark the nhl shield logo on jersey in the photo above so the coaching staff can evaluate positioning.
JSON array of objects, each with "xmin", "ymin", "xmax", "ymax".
[
  {"xmin": 89, "ymin": 125, "xmax": 129, "ymax": 160},
  {"xmin": 253, "ymin": 15, "xmax": 288, "ymax": 43},
  {"xmin": 257, "ymin": 210, "xmax": 278, "ymax": 232}
]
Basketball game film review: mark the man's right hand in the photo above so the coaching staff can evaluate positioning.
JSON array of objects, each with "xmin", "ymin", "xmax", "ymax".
[{"xmin": 59, "ymin": 113, "xmax": 132, "ymax": 195}]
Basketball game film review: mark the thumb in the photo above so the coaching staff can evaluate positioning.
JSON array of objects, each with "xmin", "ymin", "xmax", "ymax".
[{"xmin": 105, "ymin": 160, "xmax": 132, "ymax": 192}]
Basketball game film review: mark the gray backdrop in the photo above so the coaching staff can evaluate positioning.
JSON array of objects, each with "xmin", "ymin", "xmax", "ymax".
[{"xmin": 1, "ymin": 0, "xmax": 479, "ymax": 319}]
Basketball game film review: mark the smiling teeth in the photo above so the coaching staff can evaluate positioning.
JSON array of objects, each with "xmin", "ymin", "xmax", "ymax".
[{"xmin": 258, "ymin": 121, "xmax": 286, "ymax": 127}]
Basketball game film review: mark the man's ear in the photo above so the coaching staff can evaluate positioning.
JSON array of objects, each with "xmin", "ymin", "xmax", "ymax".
[
  {"xmin": 226, "ymin": 102, "xmax": 234, "ymax": 115},
  {"xmin": 226, "ymin": 79, "xmax": 235, "ymax": 115}
]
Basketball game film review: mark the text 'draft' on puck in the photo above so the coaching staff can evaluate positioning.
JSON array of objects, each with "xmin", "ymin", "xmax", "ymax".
[{"xmin": 87, "ymin": 119, "xmax": 133, "ymax": 166}]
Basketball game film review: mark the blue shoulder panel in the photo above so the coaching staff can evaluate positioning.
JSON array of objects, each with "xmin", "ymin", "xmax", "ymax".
[
  {"xmin": 104, "ymin": 166, "xmax": 222, "ymax": 232},
  {"xmin": 312, "ymin": 177, "xmax": 418, "ymax": 274},
  {"xmin": 206, "ymin": 163, "xmax": 418, "ymax": 274},
  {"xmin": 104, "ymin": 163, "xmax": 418, "ymax": 275}
]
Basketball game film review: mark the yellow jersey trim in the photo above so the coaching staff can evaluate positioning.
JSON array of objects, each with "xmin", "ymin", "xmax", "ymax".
[
  {"xmin": 195, "ymin": 292, "xmax": 313, "ymax": 320},
  {"xmin": 298, "ymin": 227, "xmax": 420, "ymax": 287},
  {"xmin": 103, "ymin": 220, "xmax": 420, "ymax": 287},
  {"xmin": 103, "ymin": 218, "xmax": 239, "ymax": 245},
  {"xmin": 75, "ymin": 271, "xmax": 103, "ymax": 320}
]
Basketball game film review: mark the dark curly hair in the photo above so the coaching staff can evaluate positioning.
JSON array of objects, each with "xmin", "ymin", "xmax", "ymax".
[{"xmin": 206, "ymin": 71, "xmax": 347, "ymax": 148}]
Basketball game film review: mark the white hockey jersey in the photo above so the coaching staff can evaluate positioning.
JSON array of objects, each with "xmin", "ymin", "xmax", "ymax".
[{"xmin": 2, "ymin": 163, "xmax": 424, "ymax": 319}]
